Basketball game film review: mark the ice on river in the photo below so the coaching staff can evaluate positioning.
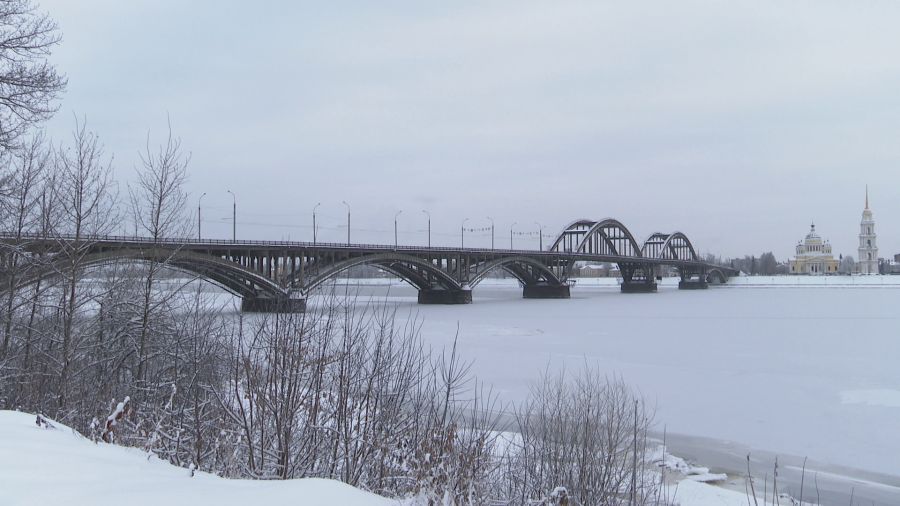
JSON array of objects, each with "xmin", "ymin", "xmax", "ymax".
[{"xmin": 313, "ymin": 278, "xmax": 900, "ymax": 477}]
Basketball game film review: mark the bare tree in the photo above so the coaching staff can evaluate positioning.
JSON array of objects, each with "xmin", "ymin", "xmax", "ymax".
[
  {"xmin": 127, "ymin": 121, "xmax": 190, "ymax": 386},
  {"xmin": 129, "ymin": 123, "xmax": 190, "ymax": 240},
  {"xmin": 53, "ymin": 117, "xmax": 117, "ymax": 412},
  {"xmin": 0, "ymin": 0, "xmax": 66, "ymax": 151},
  {"xmin": 839, "ymin": 255, "xmax": 855, "ymax": 275},
  {"xmin": 0, "ymin": 131, "xmax": 49, "ymax": 357}
]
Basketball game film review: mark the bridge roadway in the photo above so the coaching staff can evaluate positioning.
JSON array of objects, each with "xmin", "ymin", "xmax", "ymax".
[{"xmin": 0, "ymin": 219, "xmax": 738, "ymax": 312}]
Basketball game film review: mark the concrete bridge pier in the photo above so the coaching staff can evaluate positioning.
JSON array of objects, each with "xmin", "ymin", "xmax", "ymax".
[
  {"xmin": 678, "ymin": 279, "xmax": 709, "ymax": 289},
  {"xmin": 619, "ymin": 262, "xmax": 658, "ymax": 293},
  {"xmin": 241, "ymin": 296, "xmax": 307, "ymax": 313},
  {"xmin": 523, "ymin": 283, "xmax": 571, "ymax": 299},
  {"xmin": 417, "ymin": 288, "xmax": 473, "ymax": 304},
  {"xmin": 621, "ymin": 280, "xmax": 658, "ymax": 293},
  {"xmin": 677, "ymin": 268, "xmax": 709, "ymax": 290}
]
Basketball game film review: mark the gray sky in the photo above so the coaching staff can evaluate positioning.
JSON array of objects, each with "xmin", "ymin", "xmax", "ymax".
[{"xmin": 37, "ymin": 0, "xmax": 900, "ymax": 260}]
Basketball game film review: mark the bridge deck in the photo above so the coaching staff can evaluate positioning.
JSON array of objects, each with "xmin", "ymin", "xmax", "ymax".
[{"xmin": 0, "ymin": 231, "xmax": 738, "ymax": 312}]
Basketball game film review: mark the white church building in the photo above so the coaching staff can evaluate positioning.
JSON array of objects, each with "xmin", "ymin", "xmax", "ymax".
[{"xmin": 790, "ymin": 223, "xmax": 839, "ymax": 275}]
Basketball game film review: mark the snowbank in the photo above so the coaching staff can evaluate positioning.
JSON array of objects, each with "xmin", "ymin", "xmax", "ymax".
[
  {"xmin": 0, "ymin": 410, "xmax": 394, "ymax": 506},
  {"xmin": 724, "ymin": 274, "xmax": 900, "ymax": 287},
  {"xmin": 671, "ymin": 480, "xmax": 753, "ymax": 506},
  {"xmin": 0, "ymin": 409, "xmax": 769, "ymax": 506}
]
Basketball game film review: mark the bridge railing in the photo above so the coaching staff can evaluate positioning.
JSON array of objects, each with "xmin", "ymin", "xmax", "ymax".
[{"xmin": 0, "ymin": 232, "xmax": 737, "ymax": 274}]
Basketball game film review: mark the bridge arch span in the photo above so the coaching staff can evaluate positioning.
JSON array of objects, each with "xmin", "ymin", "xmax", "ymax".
[
  {"xmin": 656, "ymin": 232, "xmax": 698, "ymax": 262},
  {"xmin": 468, "ymin": 256, "xmax": 564, "ymax": 288},
  {"xmin": 706, "ymin": 268, "xmax": 728, "ymax": 284},
  {"xmin": 297, "ymin": 252, "xmax": 464, "ymax": 294},
  {"xmin": 640, "ymin": 232, "xmax": 669, "ymax": 257},
  {"xmin": 550, "ymin": 218, "xmax": 643, "ymax": 257},
  {"xmin": 577, "ymin": 219, "xmax": 642, "ymax": 257},
  {"xmin": 641, "ymin": 231, "xmax": 699, "ymax": 261},
  {"xmin": 8, "ymin": 248, "xmax": 289, "ymax": 299},
  {"xmin": 549, "ymin": 218, "xmax": 598, "ymax": 252}
]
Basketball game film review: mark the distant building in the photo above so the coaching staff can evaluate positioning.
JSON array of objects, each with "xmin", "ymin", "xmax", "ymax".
[
  {"xmin": 790, "ymin": 223, "xmax": 839, "ymax": 275},
  {"xmin": 577, "ymin": 264, "xmax": 610, "ymax": 278},
  {"xmin": 858, "ymin": 187, "xmax": 878, "ymax": 274}
]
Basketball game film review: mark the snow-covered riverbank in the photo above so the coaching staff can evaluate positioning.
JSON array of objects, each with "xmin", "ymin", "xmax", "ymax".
[{"xmin": 0, "ymin": 410, "xmax": 757, "ymax": 505}]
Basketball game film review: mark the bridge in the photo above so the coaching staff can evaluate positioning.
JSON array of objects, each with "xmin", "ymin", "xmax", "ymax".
[{"xmin": 0, "ymin": 218, "xmax": 737, "ymax": 312}]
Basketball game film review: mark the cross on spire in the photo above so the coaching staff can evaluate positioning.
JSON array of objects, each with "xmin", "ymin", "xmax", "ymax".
[{"xmin": 865, "ymin": 184, "xmax": 869, "ymax": 210}]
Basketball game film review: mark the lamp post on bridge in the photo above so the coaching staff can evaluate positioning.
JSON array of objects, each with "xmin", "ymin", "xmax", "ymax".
[
  {"xmin": 461, "ymin": 218, "xmax": 469, "ymax": 248},
  {"xmin": 421, "ymin": 210, "xmax": 431, "ymax": 248},
  {"xmin": 487, "ymin": 216, "xmax": 494, "ymax": 250},
  {"xmin": 342, "ymin": 200, "xmax": 350, "ymax": 245},
  {"xmin": 534, "ymin": 221, "xmax": 543, "ymax": 251},
  {"xmin": 312, "ymin": 202, "xmax": 321, "ymax": 244},
  {"xmin": 510, "ymin": 221, "xmax": 517, "ymax": 250},
  {"xmin": 226, "ymin": 190, "xmax": 236, "ymax": 241},
  {"xmin": 394, "ymin": 210, "xmax": 402, "ymax": 248},
  {"xmin": 197, "ymin": 192, "xmax": 206, "ymax": 241}
]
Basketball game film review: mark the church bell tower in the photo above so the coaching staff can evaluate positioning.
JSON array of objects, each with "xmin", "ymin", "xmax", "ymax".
[{"xmin": 858, "ymin": 186, "xmax": 879, "ymax": 274}]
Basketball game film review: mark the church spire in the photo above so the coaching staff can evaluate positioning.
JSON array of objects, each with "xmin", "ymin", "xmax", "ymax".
[{"xmin": 866, "ymin": 184, "xmax": 869, "ymax": 210}]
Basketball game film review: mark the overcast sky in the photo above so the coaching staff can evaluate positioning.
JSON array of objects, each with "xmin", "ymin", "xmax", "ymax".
[{"xmin": 36, "ymin": 0, "xmax": 900, "ymax": 260}]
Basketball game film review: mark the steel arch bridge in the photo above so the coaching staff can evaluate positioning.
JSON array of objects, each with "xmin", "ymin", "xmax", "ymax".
[{"xmin": 0, "ymin": 219, "xmax": 736, "ymax": 312}]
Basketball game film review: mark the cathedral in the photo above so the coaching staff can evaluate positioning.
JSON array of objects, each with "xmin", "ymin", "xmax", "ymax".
[
  {"xmin": 790, "ymin": 223, "xmax": 839, "ymax": 275},
  {"xmin": 858, "ymin": 187, "xmax": 878, "ymax": 274}
]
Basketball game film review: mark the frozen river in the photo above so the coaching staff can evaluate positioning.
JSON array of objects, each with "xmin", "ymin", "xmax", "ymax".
[{"xmin": 311, "ymin": 279, "xmax": 900, "ymax": 480}]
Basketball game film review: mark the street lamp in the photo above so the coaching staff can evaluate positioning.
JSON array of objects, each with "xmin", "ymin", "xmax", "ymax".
[
  {"xmin": 487, "ymin": 216, "xmax": 494, "ymax": 250},
  {"xmin": 226, "ymin": 190, "xmax": 236, "ymax": 241},
  {"xmin": 197, "ymin": 192, "xmax": 206, "ymax": 241},
  {"xmin": 461, "ymin": 218, "xmax": 469, "ymax": 248},
  {"xmin": 534, "ymin": 222, "xmax": 543, "ymax": 251},
  {"xmin": 342, "ymin": 200, "xmax": 350, "ymax": 245},
  {"xmin": 421, "ymin": 210, "xmax": 431, "ymax": 248},
  {"xmin": 510, "ymin": 221, "xmax": 517, "ymax": 250},
  {"xmin": 394, "ymin": 210, "xmax": 402, "ymax": 248},
  {"xmin": 312, "ymin": 202, "xmax": 321, "ymax": 244}
]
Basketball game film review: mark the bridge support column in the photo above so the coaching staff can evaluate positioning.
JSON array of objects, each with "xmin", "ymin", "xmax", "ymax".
[
  {"xmin": 678, "ymin": 268, "xmax": 709, "ymax": 290},
  {"xmin": 619, "ymin": 262, "xmax": 657, "ymax": 293},
  {"xmin": 678, "ymin": 279, "xmax": 708, "ymax": 290},
  {"xmin": 418, "ymin": 288, "xmax": 472, "ymax": 305},
  {"xmin": 620, "ymin": 281, "xmax": 658, "ymax": 293},
  {"xmin": 241, "ymin": 296, "xmax": 306, "ymax": 313},
  {"xmin": 523, "ymin": 284, "xmax": 571, "ymax": 299}
]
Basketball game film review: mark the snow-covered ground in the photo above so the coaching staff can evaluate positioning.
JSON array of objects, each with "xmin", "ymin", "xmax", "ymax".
[
  {"xmin": 724, "ymin": 275, "xmax": 900, "ymax": 287},
  {"xmin": 0, "ymin": 410, "xmax": 394, "ymax": 505},
  {"xmin": 0, "ymin": 410, "xmax": 755, "ymax": 505},
  {"xmin": 314, "ymin": 280, "xmax": 900, "ymax": 480}
]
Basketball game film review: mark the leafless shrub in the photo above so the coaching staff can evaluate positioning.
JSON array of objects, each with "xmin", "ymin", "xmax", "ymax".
[{"xmin": 497, "ymin": 367, "xmax": 658, "ymax": 505}]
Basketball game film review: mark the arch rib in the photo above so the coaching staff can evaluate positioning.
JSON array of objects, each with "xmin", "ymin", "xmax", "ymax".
[
  {"xmin": 297, "ymin": 252, "xmax": 463, "ymax": 294},
  {"xmin": 658, "ymin": 232, "xmax": 698, "ymax": 261},
  {"xmin": 5, "ymin": 248, "xmax": 288, "ymax": 299},
  {"xmin": 468, "ymin": 256, "xmax": 563, "ymax": 288},
  {"xmin": 549, "ymin": 218, "xmax": 598, "ymax": 252},
  {"xmin": 574, "ymin": 218, "xmax": 643, "ymax": 257}
]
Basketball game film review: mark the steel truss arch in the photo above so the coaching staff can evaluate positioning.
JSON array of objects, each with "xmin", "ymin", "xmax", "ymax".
[
  {"xmin": 549, "ymin": 219, "xmax": 598, "ymax": 252},
  {"xmin": 640, "ymin": 232, "xmax": 669, "ymax": 258},
  {"xmin": 577, "ymin": 219, "xmax": 642, "ymax": 257},
  {"xmin": 549, "ymin": 218, "xmax": 643, "ymax": 257},
  {"xmin": 657, "ymin": 232, "xmax": 700, "ymax": 262}
]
